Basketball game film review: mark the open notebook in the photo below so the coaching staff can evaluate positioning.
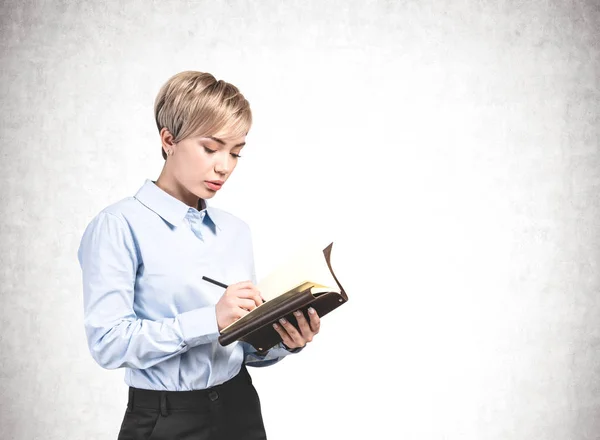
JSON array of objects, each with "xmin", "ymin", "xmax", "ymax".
[{"xmin": 218, "ymin": 242, "xmax": 348, "ymax": 352}]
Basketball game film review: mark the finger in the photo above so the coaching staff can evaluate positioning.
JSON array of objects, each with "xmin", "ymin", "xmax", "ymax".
[
  {"xmin": 233, "ymin": 308, "xmax": 249, "ymax": 321},
  {"xmin": 307, "ymin": 307, "xmax": 321, "ymax": 333},
  {"xmin": 272, "ymin": 322, "xmax": 294, "ymax": 348},
  {"xmin": 293, "ymin": 310, "xmax": 313, "ymax": 343},
  {"xmin": 257, "ymin": 290, "xmax": 266, "ymax": 304},
  {"xmin": 229, "ymin": 280, "xmax": 255, "ymax": 289},
  {"xmin": 224, "ymin": 282, "xmax": 253, "ymax": 299},
  {"xmin": 232, "ymin": 287, "xmax": 263, "ymax": 308},
  {"xmin": 278, "ymin": 317, "xmax": 305, "ymax": 347},
  {"xmin": 237, "ymin": 298, "xmax": 258, "ymax": 312}
]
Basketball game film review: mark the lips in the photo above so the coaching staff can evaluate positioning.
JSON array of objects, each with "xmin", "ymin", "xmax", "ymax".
[{"xmin": 205, "ymin": 180, "xmax": 224, "ymax": 191}]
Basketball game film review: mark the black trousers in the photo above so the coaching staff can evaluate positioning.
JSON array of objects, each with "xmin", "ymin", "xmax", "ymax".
[{"xmin": 117, "ymin": 365, "xmax": 267, "ymax": 440}]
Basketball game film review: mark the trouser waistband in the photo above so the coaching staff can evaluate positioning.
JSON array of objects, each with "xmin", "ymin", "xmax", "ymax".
[{"xmin": 126, "ymin": 365, "xmax": 252, "ymax": 416}]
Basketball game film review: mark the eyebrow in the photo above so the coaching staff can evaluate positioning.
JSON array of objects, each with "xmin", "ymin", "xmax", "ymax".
[{"xmin": 208, "ymin": 136, "xmax": 245, "ymax": 148}]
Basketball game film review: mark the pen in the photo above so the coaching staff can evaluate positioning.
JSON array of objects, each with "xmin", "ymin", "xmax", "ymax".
[
  {"xmin": 202, "ymin": 275, "xmax": 266, "ymax": 304},
  {"xmin": 202, "ymin": 276, "xmax": 228, "ymax": 289}
]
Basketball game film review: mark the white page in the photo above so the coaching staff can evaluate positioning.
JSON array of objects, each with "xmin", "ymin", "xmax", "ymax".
[{"xmin": 257, "ymin": 241, "xmax": 339, "ymax": 302}]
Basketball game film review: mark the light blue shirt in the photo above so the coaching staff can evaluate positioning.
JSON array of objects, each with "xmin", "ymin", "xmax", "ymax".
[{"xmin": 77, "ymin": 179, "xmax": 295, "ymax": 391}]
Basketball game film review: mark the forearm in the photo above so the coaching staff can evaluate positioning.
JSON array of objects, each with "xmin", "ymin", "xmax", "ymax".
[{"xmin": 85, "ymin": 306, "xmax": 220, "ymax": 370}]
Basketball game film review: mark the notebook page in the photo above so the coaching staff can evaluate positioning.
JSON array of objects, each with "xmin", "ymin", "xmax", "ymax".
[{"xmin": 257, "ymin": 242, "xmax": 338, "ymax": 302}]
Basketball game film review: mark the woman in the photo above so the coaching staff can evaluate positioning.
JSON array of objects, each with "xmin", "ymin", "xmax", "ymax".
[{"xmin": 77, "ymin": 71, "xmax": 321, "ymax": 440}]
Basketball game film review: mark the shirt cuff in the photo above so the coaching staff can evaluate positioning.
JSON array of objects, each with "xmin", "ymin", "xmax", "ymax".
[
  {"xmin": 261, "ymin": 342, "xmax": 303, "ymax": 357},
  {"xmin": 176, "ymin": 306, "xmax": 220, "ymax": 347},
  {"xmin": 280, "ymin": 342, "xmax": 304, "ymax": 353}
]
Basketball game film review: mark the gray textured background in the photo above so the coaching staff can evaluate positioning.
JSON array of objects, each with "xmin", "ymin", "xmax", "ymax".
[{"xmin": 1, "ymin": 1, "xmax": 599, "ymax": 439}]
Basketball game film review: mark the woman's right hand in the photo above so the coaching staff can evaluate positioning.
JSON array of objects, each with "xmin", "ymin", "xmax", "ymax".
[{"xmin": 215, "ymin": 281, "xmax": 264, "ymax": 331}]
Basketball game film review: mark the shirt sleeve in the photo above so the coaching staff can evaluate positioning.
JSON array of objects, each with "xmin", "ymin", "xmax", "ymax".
[
  {"xmin": 77, "ymin": 211, "xmax": 220, "ymax": 370},
  {"xmin": 242, "ymin": 342, "xmax": 301, "ymax": 367}
]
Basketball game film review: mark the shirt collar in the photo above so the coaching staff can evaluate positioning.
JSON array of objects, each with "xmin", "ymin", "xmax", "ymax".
[{"xmin": 134, "ymin": 179, "xmax": 221, "ymax": 230}]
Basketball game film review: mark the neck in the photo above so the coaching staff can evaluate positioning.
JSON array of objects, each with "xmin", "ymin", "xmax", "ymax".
[{"xmin": 155, "ymin": 169, "xmax": 203, "ymax": 210}]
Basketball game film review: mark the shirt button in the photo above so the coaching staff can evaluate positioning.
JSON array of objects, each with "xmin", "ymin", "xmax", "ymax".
[{"xmin": 208, "ymin": 391, "xmax": 218, "ymax": 401}]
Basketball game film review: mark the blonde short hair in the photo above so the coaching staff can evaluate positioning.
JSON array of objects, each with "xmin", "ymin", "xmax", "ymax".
[{"xmin": 154, "ymin": 71, "xmax": 252, "ymax": 159}]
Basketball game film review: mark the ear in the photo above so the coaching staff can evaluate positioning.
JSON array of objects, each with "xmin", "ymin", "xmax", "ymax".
[{"xmin": 160, "ymin": 127, "xmax": 177, "ymax": 153}]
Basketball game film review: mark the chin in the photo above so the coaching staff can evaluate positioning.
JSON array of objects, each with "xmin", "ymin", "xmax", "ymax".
[{"xmin": 197, "ymin": 188, "xmax": 217, "ymax": 199}]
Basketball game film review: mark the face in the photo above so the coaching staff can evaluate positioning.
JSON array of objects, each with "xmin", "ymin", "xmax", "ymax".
[{"xmin": 163, "ymin": 129, "xmax": 246, "ymax": 205}]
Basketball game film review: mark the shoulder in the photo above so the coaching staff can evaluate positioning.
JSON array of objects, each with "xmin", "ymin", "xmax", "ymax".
[
  {"xmin": 100, "ymin": 197, "xmax": 141, "ymax": 221},
  {"xmin": 82, "ymin": 197, "xmax": 140, "ymax": 237},
  {"xmin": 85, "ymin": 196, "xmax": 146, "ymax": 227},
  {"xmin": 78, "ymin": 198, "xmax": 141, "ymax": 261}
]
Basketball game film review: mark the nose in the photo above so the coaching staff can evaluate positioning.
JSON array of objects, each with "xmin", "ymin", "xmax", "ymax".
[{"xmin": 214, "ymin": 152, "xmax": 230, "ymax": 176}]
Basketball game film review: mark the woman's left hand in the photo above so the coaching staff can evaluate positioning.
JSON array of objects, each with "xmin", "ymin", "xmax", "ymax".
[{"xmin": 272, "ymin": 307, "xmax": 320, "ymax": 350}]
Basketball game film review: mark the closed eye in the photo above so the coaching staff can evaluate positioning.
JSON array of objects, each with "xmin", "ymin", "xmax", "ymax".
[{"xmin": 203, "ymin": 144, "xmax": 242, "ymax": 158}]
